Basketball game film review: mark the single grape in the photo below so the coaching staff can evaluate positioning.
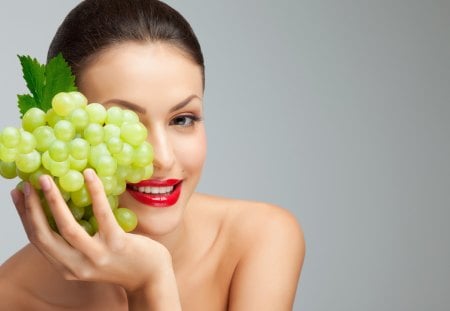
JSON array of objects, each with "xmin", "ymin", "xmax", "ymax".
[
  {"xmin": 22, "ymin": 107, "xmax": 46, "ymax": 132},
  {"xmin": 33, "ymin": 126, "xmax": 56, "ymax": 152},
  {"xmin": 88, "ymin": 143, "xmax": 109, "ymax": 168},
  {"xmin": 54, "ymin": 120, "xmax": 76, "ymax": 141},
  {"xmin": 68, "ymin": 200, "xmax": 85, "ymax": 221},
  {"xmin": 123, "ymin": 110, "xmax": 139, "ymax": 123},
  {"xmin": 88, "ymin": 216, "xmax": 98, "ymax": 233},
  {"xmin": 114, "ymin": 143, "xmax": 134, "ymax": 166},
  {"xmin": 114, "ymin": 208, "xmax": 138, "ymax": 232},
  {"xmin": 69, "ymin": 91, "xmax": 88, "ymax": 109},
  {"xmin": 49, "ymin": 159, "xmax": 70, "ymax": 177},
  {"xmin": 1, "ymin": 127, "xmax": 21, "ymax": 148},
  {"xmin": 126, "ymin": 166, "xmax": 144, "ymax": 183},
  {"xmin": 0, "ymin": 144, "xmax": 17, "ymax": 163},
  {"xmin": 106, "ymin": 137, "xmax": 123, "ymax": 154},
  {"xmin": 69, "ymin": 138, "xmax": 89, "ymax": 160},
  {"xmin": 15, "ymin": 150, "xmax": 41, "ymax": 173},
  {"xmin": 84, "ymin": 123, "xmax": 104, "ymax": 145},
  {"xmin": 106, "ymin": 106, "xmax": 124, "ymax": 126},
  {"xmin": 48, "ymin": 140, "xmax": 69, "ymax": 162},
  {"xmin": 107, "ymin": 195, "xmax": 119, "ymax": 210},
  {"xmin": 111, "ymin": 179, "xmax": 127, "ymax": 196},
  {"xmin": 120, "ymin": 122, "xmax": 147, "ymax": 146},
  {"xmin": 52, "ymin": 92, "xmax": 77, "ymax": 117},
  {"xmin": 78, "ymin": 219, "xmax": 95, "ymax": 236},
  {"xmin": 0, "ymin": 161, "xmax": 17, "ymax": 179},
  {"xmin": 18, "ymin": 130, "xmax": 37, "ymax": 154},
  {"xmin": 103, "ymin": 124, "xmax": 121, "ymax": 141},
  {"xmin": 59, "ymin": 169, "xmax": 84, "ymax": 192},
  {"xmin": 71, "ymin": 185, "xmax": 92, "ymax": 208},
  {"xmin": 95, "ymin": 155, "xmax": 117, "ymax": 176},
  {"xmin": 46, "ymin": 109, "xmax": 62, "ymax": 127},
  {"xmin": 133, "ymin": 142, "xmax": 154, "ymax": 167},
  {"xmin": 85, "ymin": 103, "xmax": 107, "ymax": 124},
  {"xmin": 68, "ymin": 108, "xmax": 89, "ymax": 131},
  {"xmin": 142, "ymin": 164, "xmax": 154, "ymax": 180},
  {"xmin": 99, "ymin": 175, "xmax": 117, "ymax": 195},
  {"xmin": 69, "ymin": 156, "xmax": 88, "ymax": 171}
]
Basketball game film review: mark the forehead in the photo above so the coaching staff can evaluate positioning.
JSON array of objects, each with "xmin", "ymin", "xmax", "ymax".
[{"xmin": 77, "ymin": 41, "xmax": 203, "ymax": 104}]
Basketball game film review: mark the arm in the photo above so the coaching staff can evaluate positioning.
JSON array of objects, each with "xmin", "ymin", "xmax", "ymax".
[{"xmin": 228, "ymin": 205, "xmax": 305, "ymax": 310}]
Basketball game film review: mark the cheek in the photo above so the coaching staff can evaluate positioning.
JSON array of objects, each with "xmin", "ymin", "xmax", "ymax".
[{"xmin": 173, "ymin": 129, "xmax": 207, "ymax": 174}]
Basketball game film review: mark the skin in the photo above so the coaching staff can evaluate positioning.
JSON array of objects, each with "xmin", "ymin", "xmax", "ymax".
[{"xmin": 0, "ymin": 42, "xmax": 305, "ymax": 310}]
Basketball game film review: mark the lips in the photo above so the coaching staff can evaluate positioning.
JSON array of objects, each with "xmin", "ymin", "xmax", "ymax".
[{"xmin": 126, "ymin": 179, "xmax": 182, "ymax": 208}]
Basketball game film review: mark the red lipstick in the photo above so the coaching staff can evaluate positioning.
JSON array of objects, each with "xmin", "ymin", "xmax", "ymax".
[{"xmin": 126, "ymin": 179, "xmax": 182, "ymax": 208}]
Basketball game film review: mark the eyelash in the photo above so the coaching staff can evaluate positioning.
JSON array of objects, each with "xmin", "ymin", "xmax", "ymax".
[{"xmin": 170, "ymin": 114, "xmax": 203, "ymax": 127}]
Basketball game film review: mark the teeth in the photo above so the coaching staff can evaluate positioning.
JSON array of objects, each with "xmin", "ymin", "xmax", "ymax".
[{"xmin": 133, "ymin": 185, "xmax": 174, "ymax": 194}]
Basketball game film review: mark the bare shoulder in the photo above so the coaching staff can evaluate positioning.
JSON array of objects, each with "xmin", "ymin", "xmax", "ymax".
[{"xmin": 192, "ymin": 193, "xmax": 305, "ymax": 310}]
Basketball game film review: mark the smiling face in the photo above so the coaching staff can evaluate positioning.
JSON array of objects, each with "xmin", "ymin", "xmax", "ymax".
[{"xmin": 77, "ymin": 41, "xmax": 206, "ymax": 237}]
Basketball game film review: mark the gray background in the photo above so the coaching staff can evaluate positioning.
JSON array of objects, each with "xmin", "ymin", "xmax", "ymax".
[{"xmin": 0, "ymin": 1, "xmax": 449, "ymax": 310}]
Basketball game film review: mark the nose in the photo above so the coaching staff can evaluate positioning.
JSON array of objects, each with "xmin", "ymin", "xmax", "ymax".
[{"xmin": 148, "ymin": 127, "xmax": 175, "ymax": 173}]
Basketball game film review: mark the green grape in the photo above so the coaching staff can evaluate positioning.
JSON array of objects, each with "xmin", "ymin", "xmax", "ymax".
[
  {"xmin": 84, "ymin": 123, "xmax": 104, "ymax": 145},
  {"xmin": 78, "ymin": 219, "xmax": 95, "ymax": 236},
  {"xmin": 88, "ymin": 143, "xmax": 109, "ymax": 168},
  {"xmin": 28, "ymin": 167, "xmax": 50, "ymax": 189},
  {"xmin": 49, "ymin": 140, "xmax": 69, "ymax": 162},
  {"xmin": 69, "ymin": 156, "xmax": 87, "ymax": 171},
  {"xmin": 114, "ymin": 208, "xmax": 138, "ymax": 232},
  {"xmin": 68, "ymin": 200, "xmax": 85, "ymax": 221},
  {"xmin": 41, "ymin": 151, "xmax": 52, "ymax": 171},
  {"xmin": 54, "ymin": 120, "xmax": 76, "ymax": 141},
  {"xmin": 0, "ymin": 144, "xmax": 17, "ymax": 162},
  {"xmin": 22, "ymin": 107, "xmax": 46, "ymax": 132},
  {"xmin": 84, "ymin": 205, "xmax": 93, "ymax": 219},
  {"xmin": 120, "ymin": 122, "xmax": 147, "ymax": 146},
  {"xmin": 68, "ymin": 108, "xmax": 89, "ymax": 131},
  {"xmin": 103, "ymin": 124, "xmax": 121, "ymax": 141},
  {"xmin": 111, "ymin": 179, "xmax": 126, "ymax": 196},
  {"xmin": 115, "ymin": 165, "xmax": 128, "ymax": 180},
  {"xmin": 95, "ymin": 155, "xmax": 117, "ymax": 176},
  {"xmin": 107, "ymin": 195, "xmax": 119, "ymax": 210},
  {"xmin": 69, "ymin": 91, "xmax": 88, "ymax": 109},
  {"xmin": 114, "ymin": 143, "xmax": 134, "ymax": 166},
  {"xmin": 88, "ymin": 216, "xmax": 98, "ymax": 233},
  {"xmin": 142, "ymin": 164, "xmax": 154, "ymax": 180},
  {"xmin": 46, "ymin": 109, "xmax": 62, "ymax": 127},
  {"xmin": 85, "ymin": 103, "xmax": 107, "ymax": 124},
  {"xmin": 99, "ymin": 175, "xmax": 117, "ymax": 195},
  {"xmin": 59, "ymin": 169, "xmax": 84, "ymax": 192},
  {"xmin": 49, "ymin": 159, "xmax": 70, "ymax": 177},
  {"xmin": 1, "ymin": 127, "xmax": 20, "ymax": 148},
  {"xmin": 122, "ymin": 109, "xmax": 139, "ymax": 123},
  {"xmin": 0, "ymin": 161, "xmax": 17, "ymax": 179},
  {"xmin": 16, "ymin": 168, "xmax": 30, "ymax": 180},
  {"xmin": 106, "ymin": 137, "xmax": 123, "ymax": 155},
  {"xmin": 52, "ymin": 92, "xmax": 77, "ymax": 117},
  {"xmin": 133, "ymin": 142, "xmax": 153, "ymax": 167},
  {"xmin": 106, "ymin": 106, "xmax": 124, "ymax": 126},
  {"xmin": 15, "ymin": 150, "xmax": 41, "ymax": 173},
  {"xmin": 126, "ymin": 165, "xmax": 144, "ymax": 183},
  {"xmin": 69, "ymin": 138, "xmax": 89, "ymax": 160},
  {"xmin": 18, "ymin": 130, "xmax": 37, "ymax": 154},
  {"xmin": 33, "ymin": 126, "xmax": 56, "ymax": 152},
  {"xmin": 71, "ymin": 185, "xmax": 92, "ymax": 207}
]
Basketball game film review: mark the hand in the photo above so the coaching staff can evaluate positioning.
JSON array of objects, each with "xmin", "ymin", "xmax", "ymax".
[{"xmin": 10, "ymin": 168, "xmax": 173, "ymax": 293}]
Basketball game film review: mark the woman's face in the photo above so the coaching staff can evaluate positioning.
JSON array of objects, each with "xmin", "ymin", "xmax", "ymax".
[{"xmin": 78, "ymin": 42, "xmax": 206, "ymax": 236}]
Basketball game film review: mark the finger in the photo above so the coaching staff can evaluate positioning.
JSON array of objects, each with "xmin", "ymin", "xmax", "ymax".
[
  {"xmin": 84, "ymin": 169, "xmax": 121, "ymax": 239},
  {"xmin": 39, "ymin": 175, "xmax": 96, "ymax": 252}
]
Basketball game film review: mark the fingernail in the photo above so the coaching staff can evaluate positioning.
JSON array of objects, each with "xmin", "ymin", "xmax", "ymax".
[
  {"xmin": 10, "ymin": 190, "xmax": 20, "ymax": 205},
  {"xmin": 40, "ymin": 175, "xmax": 52, "ymax": 191},
  {"xmin": 23, "ymin": 182, "xmax": 31, "ymax": 196},
  {"xmin": 84, "ymin": 168, "xmax": 94, "ymax": 181}
]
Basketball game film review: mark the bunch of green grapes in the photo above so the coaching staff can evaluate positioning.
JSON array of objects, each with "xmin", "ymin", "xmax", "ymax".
[{"xmin": 0, "ymin": 91, "xmax": 153, "ymax": 235}]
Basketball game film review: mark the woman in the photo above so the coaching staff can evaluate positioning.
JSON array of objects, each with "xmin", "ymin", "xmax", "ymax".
[{"xmin": 0, "ymin": 0, "xmax": 305, "ymax": 310}]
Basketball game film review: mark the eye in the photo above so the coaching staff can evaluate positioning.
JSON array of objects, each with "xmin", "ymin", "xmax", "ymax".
[{"xmin": 170, "ymin": 114, "xmax": 202, "ymax": 127}]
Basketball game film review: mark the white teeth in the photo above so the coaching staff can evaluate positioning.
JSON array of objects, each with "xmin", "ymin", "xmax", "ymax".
[{"xmin": 133, "ymin": 185, "xmax": 174, "ymax": 194}]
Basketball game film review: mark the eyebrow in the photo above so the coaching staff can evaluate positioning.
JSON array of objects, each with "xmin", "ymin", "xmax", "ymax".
[{"xmin": 102, "ymin": 95, "xmax": 201, "ymax": 114}]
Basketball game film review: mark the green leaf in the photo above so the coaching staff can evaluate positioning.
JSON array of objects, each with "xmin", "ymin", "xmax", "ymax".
[
  {"xmin": 41, "ymin": 53, "xmax": 77, "ymax": 112},
  {"xmin": 17, "ymin": 55, "xmax": 45, "ymax": 106},
  {"xmin": 17, "ymin": 94, "xmax": 37, "ymax": 117}
]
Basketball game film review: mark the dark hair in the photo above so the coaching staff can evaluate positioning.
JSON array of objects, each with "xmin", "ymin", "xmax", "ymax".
[{"xmin": 47, "ymin": 0, "xmax": 204, "ymax": 87}]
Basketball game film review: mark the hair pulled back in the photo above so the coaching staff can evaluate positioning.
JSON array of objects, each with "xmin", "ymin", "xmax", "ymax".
[{"xmin": 48, "ymin": 0, "xmax": 204, "ymax": 86}]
